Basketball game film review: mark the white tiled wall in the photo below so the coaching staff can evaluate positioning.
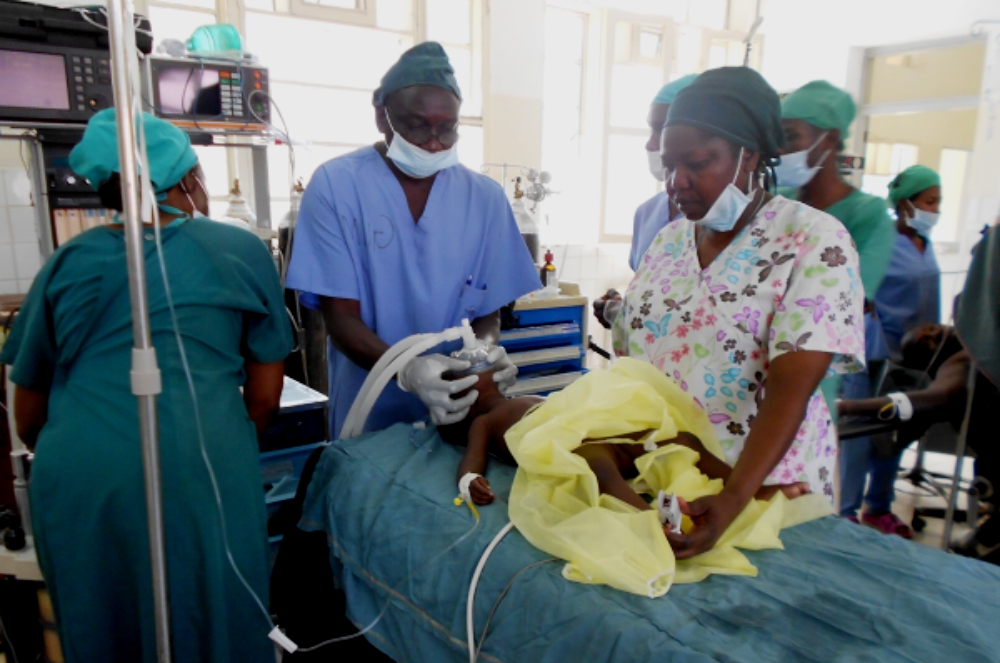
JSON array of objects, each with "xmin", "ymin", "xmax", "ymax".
[{"xmin": 0, "ymin": 168, "xmax": 43, "ymax": 295}]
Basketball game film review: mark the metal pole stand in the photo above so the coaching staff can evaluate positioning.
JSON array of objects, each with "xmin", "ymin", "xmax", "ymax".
[{"xmin": 106, "ymin": 0, "xmax": 172, "ymax": 659}]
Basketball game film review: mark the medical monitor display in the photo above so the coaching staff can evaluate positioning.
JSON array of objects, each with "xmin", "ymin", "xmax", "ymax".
[
  {"xmin": 157, "ymin": 67, "xmax": 223, "ymax": 117},
  {"xmin": 0, "ymin": 50, "xmax": 70, "ymax": 110}
]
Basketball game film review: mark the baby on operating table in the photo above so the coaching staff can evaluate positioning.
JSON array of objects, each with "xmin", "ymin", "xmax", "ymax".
[{"xmin": 438, "ymin": 367, "xmax": 809, "ymax": 519}]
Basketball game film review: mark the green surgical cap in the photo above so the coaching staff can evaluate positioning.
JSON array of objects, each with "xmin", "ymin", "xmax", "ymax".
[
  {"xmin": 666, "ymin": 67, "xmax": 784, "ymax": 160},
  {"xmin": 888, "ymin": 165, "xmax": 941, "ymax": 206},
  {"xmin": 70, "ymin": 109, "xmax": 198, "ymax": 193},
  {"xmin": 781, "ymin": 80, "xmax": 856, "ymax": 140},
  {"xmin": 652, "ymin": 74, "xmax": 697, "ymax": 106},
  {"xmin": 373, "ymin": 41, "xmax": 462, "ymax": 106}
]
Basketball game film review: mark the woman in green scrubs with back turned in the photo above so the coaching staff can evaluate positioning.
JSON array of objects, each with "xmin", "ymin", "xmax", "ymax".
[{"xmin": 1, "ymin": 109, "xmax": 294, "ymax": 662}]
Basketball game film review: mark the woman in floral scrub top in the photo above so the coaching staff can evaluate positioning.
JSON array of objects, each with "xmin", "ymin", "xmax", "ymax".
[{"xmin": 613, "ymin": 67, "xmax": 866, "ymax": 560}]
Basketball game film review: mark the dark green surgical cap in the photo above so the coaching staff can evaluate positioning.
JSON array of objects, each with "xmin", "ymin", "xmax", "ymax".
[
  {"xmin": 888, "ymin": 165, "xmax": 941, "ymax": 206},
  {"xmin": 781, "ymin": 80, "xmax": 856, "ymax": 139},
  {"xmin": 373, "ymin": 41, "xmax": 462, "ymax": 106},
  {"xmin": 69, "ymin": 108, "xmax": 198, "ymax": 193},
  {"xmin": 666, "ymin": 67, "xmax": 784, "ymax": 161}
]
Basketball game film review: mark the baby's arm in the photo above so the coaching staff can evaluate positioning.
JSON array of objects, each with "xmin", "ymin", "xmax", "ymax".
[
  {"xmin": 457, "ymin": 396, "xmax": 544, "ymax": 505},
  {"xmin": 669, "ymin": 432, "xmax": 733, "ymax": 484},
  {"xmin": 574, "ymin": 444, "xmax": 651, "ymax": 511},
  {"xmin": 668, "ymin": 433, "xmax": 809, "ymax": 500},
  {"xmin": 457, "ymin": 416, "xmax": 495, "ymax": 504}
]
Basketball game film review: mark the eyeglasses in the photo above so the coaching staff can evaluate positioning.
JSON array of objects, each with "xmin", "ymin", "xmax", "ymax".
[{"xmin": 385, "ymin": 108, "xmax": 460, "ymax": 148}]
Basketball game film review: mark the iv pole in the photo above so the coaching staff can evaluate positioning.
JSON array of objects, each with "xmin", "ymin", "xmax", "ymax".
[{"xmin": 106, "ymin": 0, "xmax": 172, "ymax": 659}]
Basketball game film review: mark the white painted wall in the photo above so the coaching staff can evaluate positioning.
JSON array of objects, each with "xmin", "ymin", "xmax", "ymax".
[
  {"xmin": 483, "ymin": 0, "xmax": 547, "ymax": 177},
  {"xmin": 759, "ymin": 0, "xmax": 1000, "ymax": 91}
]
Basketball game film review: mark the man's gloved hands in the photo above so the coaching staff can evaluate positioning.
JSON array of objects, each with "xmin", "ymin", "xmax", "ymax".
[
  {"xmin": 398, "ymin": 354, "xmax": 479, "ymax": 425},
  {"xmin": 487, "ymin": 345, "xmax": 518, "ymax": 393}
]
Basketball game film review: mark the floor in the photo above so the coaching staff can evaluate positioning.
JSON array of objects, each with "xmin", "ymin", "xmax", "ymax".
[{"xmin": 870, "ymin": 444, "xmax": 975, "ymax": 551}]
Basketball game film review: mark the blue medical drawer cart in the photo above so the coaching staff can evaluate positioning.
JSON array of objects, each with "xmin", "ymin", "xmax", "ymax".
[{"xmin": 499, "ymin": 291, "xmax": 588, "ymax": 396}]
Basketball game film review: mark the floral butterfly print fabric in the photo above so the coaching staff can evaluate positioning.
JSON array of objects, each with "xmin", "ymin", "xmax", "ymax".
[{"xmin": 614, "ymin": 196, "xmax": 866, "ymax": 499}]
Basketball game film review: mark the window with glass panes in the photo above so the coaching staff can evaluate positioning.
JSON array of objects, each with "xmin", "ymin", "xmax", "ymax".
[
  {"xmin": 539, "ymin": 0, "xmax": 763, "ymax": 245},
  {"xmin": 142, "ymin": 0, "xmax": 483, "ymax": 227},
  {"xmin": 244, "ymin": 0, "xmax": 483, "ymax": 226}
]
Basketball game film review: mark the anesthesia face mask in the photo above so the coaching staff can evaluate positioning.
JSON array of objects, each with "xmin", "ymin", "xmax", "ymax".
[{"xmin": 449, "ymin": 318, "xmax": 496, "ymax": 377}]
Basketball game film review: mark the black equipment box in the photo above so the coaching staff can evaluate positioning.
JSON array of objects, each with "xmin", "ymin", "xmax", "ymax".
[{"xmin": 0, "ymin": 0, "xmax": 151, "ymax": 124}]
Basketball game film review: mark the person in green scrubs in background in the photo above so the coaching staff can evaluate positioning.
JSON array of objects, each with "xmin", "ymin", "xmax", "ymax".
[
  {"xmin": 777, "ymin": 80, "xmax": 900, "ymax": 529},
  {"xmin": 778, "ymin": 80, "xmax": 895, "ymax": 305},
  {"xmin": 1, "ymin": 110, "xmax": 293, "ymax": 662}
]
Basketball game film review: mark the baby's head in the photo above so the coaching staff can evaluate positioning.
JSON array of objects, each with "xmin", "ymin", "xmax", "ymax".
[{"xmin": 445, "ymin": 367, "xmax": 504, "ymax": 421}]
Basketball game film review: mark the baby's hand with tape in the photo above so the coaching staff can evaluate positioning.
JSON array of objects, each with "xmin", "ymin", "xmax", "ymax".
[{"xmin": 470, "ymin": 477, "xmax": 495, "ymax": 505}]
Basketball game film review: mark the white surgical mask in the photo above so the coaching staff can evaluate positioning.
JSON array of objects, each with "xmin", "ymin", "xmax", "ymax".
[
  {"xmin": 906, "ymin": 208, "xmax": 940, "ymax": 237},
  {"xmin": 384, "ymin": 110, "xmax": 459, "ymax": 179},
  {"xmin": 182, "ymin": 175, "xmax": 210, "ymax": 219},
  {"xmin": 647, "ymin": 149, "xmax": 666, "ymax": 182},
  {"xmin": 693, "ymin": 148, "xmax": 754, "ymax": 233},
  {"xmin": 774, "ymin": 132, "xmax": 829, "ymax": 189}
]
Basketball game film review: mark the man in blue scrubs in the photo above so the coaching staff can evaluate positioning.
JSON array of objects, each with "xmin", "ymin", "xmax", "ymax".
[
  {"xmin": 287, "ymin": 43, "xmax": 539, "ymax": 436},
  {"xmin": 631, "ymin": 74, "xmax": 697, "ymax": 271},
  {"xmin": 594, "ymin": 75, "xmax": 696, "ymax": 328}
]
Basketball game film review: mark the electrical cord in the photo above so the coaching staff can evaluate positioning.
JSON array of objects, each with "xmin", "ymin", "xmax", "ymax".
[
  {"xmin": 466, "ymin": 521, "xmax": 513, "ymax": 663},
  {"xmin": 0, "ymin": 613, "xmax": 19, "ymax": 663},
  {"xmin": 245, "ymin": 86, "xmax": 307, "ymax": 386},
  {"xmin": 297, "ymin": 503, "xmax": 484, "ymax": 652},
  {"xmin": 121, "ymin": 16, "xmax": 284, "ymax": 644},
  {"xmin": 285, "ymin": 306, "xmax": 303, "ymax": 354},
  {"xmin": 473, "ymin": 557, "xmax": 558, "ymax": 662},
  {"xmin": 147, "ymin": 153, "xmax": 276, "ymax": 635},
  {"xmin": 247, "ymin": 88, "xmax": 297, "ymax": 207},
  {"xmin": 72, "ymin": 7, "xmax": 153, "ymax": 38}
]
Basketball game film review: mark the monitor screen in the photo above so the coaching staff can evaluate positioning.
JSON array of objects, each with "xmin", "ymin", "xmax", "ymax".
[
  {"xmin": 157, "ymin": 67, "xmax": 222, "ymax": 116},
  {"xmin": 0, "ymin": 50, "xmax": 70, "ymax": 110}
]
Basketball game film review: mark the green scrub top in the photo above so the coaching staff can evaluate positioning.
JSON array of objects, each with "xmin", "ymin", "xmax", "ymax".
[
  {"xmin": 780, "ymin": 187, "xmax": 895, "ymax": 417},
  {"xmin": 0, "ymin": 220, "xmax": 294, "ymax": 663},
  {"xmin": 956, "ymin": 226, "xmax": 1000, "ymax": 386},
  {"xmin": 823, "ymin": 190, "xmax": 896, "ymax": 298}
]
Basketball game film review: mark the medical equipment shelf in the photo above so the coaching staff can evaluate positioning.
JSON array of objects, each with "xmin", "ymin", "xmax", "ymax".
[
  {"xmin": 507, "ymin": 371, "xmax": 583, "ymax": 397},
  {"xmin": 0, "ymin": 540, "xmax": 43, "ymax": 581},
  {"xmin": 500, "ymin": 289, "xmax": 588, "ymax": 396},
  {"xmin": 499, "ymin": 322, "xmax": 581, "ymax": 351},
  {"xmin": 508, "ymin": 346, "xmax": 583, "ymax": 374},
  {"xmin": 259, "ymin": 378, "xmax": 329, "ymax": 564}
]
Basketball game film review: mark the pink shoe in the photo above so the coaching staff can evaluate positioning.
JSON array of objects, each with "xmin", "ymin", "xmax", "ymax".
[{"xmin": 862, "ymin": 512, "xmax": 913, "ymax": 539}]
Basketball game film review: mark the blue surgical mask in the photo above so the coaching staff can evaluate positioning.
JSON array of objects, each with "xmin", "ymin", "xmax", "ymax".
[
  {"xmin": 906, "ymin": 208, "xmax": 940, "ymax": 237},
  {"xmin": 693, "ymin": 148, "xmax": 754, "ymax": 233},
  {"xmin": 774, "ymin": 132, "xmax": 829, "ymax": 189},
  {"xmin": 647, "ymin": 149, "xmax": 665, "ymax": 182},
  {"xmin": 384, "ymin": 110, "xmax": 459, "ymax": 179}
]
